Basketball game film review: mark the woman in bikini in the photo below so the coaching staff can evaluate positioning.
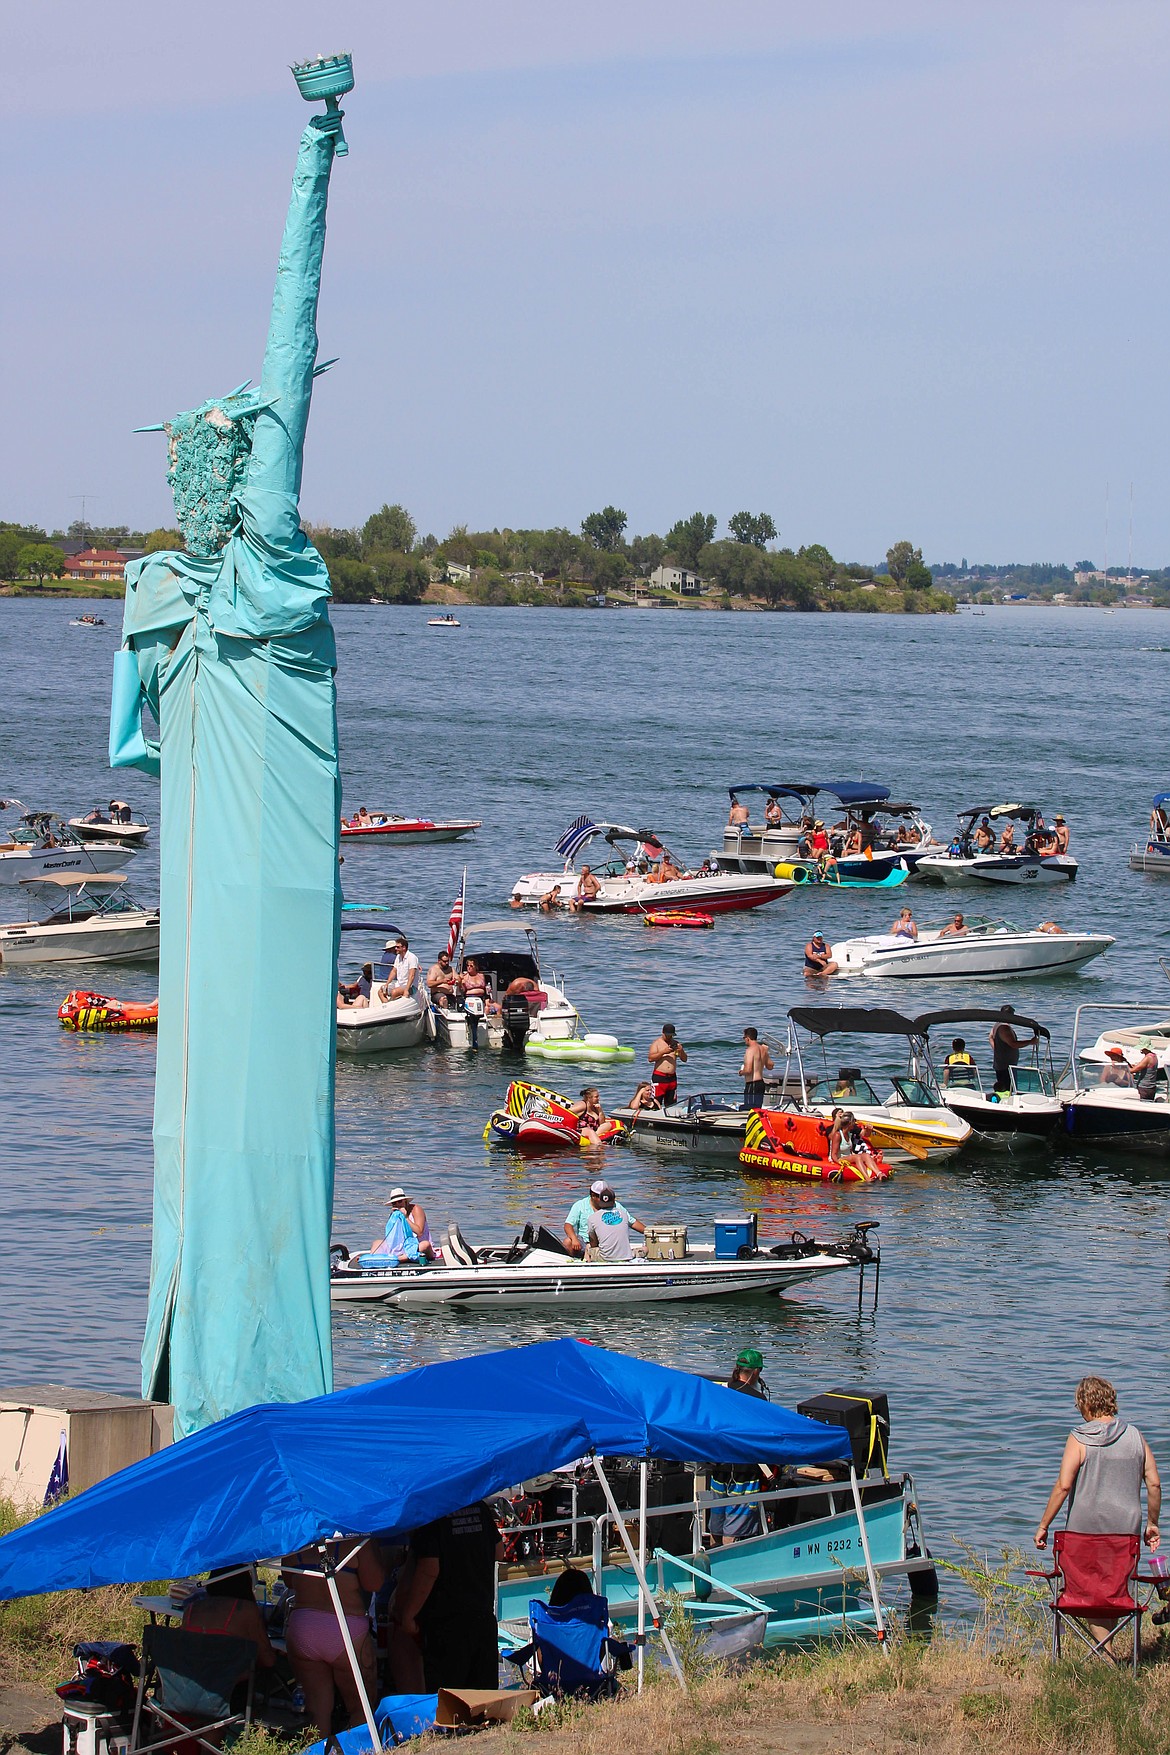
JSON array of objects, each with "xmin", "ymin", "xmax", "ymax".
[{"xmin": 281, "ymin": 1539, "xmax": 385, "ymax": 1733}]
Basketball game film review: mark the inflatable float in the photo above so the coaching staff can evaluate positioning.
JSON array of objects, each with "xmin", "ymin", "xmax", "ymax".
[
  {"xmin": 58, "ymin": 990, "xmax": 159, "ymax": 1032},
  {"xmin": 525, "ymin": 1032, "xmax": 635, "ymax": 1065},
  {"xmin": 642, "ymin": 910, "xmax": 715, "ymax": 929},
  {"xmin": 738, "ymin": 1108, "xmax": 891, "ymax": 1183},
  {"xmin": 486, "ymin": 1080, "xmax": 625, "ymax": 1153}
]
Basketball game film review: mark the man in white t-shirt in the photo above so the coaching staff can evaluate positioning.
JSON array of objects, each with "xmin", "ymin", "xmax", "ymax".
[{"xmin": 379, "ymin": 934, "xmax": 420, "ymax": 1002}]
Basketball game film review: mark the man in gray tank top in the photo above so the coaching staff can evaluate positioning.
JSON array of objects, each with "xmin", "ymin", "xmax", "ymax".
[{"xmin": 1034, "ymin": 1375, "xmax": 1162, "ymax": 1650}]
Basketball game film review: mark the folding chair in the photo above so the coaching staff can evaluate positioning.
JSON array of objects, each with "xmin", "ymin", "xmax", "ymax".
[
  {"xmin": 504, "ymin": 1594, "xmax": 632, "ymax": 1700},
  {"xmin": 130, "ymin": 1625, "xmax": 257, "ymax": 1755},
  {"xmin": 1027, "ymin": 1531, "xmax": 1145, "ymax": 1673}
]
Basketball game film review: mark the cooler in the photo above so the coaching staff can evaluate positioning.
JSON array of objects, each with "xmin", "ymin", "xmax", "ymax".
[
  {"xmin": 644, "ymin": 1224, "xmax": 688, "ymax": 1261},
  {"xmin": 713, "ymin": 1214, "xmax": 758, "ymax": 1260}
]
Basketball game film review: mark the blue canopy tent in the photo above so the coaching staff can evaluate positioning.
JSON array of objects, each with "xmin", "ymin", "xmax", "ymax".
[{"xmin": 0, "ymin": 1343, "xmax": 857, "ymax": 1711}]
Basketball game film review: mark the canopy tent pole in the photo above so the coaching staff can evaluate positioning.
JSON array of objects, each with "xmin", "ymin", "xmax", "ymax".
[
  {"xmin": 591, "ymin": 1457, "xmax": 686, "ymax": 1690},
  {"xmin": 847, "ymin": 1470, "xmax": 887, "ymax": 1647},
  {"xmin": 319, "ymin": 1545, "xmax": 381, "ymax": 1749},
  {"xmin": 637, "ymin": 1458, "xmax": 648, "ymax": 1693}
]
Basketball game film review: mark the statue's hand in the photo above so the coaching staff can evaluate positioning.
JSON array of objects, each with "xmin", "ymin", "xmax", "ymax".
[{"xmin": 308, "ymin": 108, "xmax": 345, "ymax": 140}]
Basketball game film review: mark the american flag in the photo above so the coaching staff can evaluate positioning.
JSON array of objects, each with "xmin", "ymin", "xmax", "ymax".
[
  {"xmin": 555, "ymin": 815, "xmax": 596, "ymax": 860},
  {"xmin": 446, "ymin": 868, "xmax": 466, "ymax": 959}
]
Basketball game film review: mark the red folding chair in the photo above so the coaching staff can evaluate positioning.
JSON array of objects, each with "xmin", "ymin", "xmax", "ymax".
[{"xmin": 1028, "ymin": 1531, "xmax": 1145, "ymax": 1672}]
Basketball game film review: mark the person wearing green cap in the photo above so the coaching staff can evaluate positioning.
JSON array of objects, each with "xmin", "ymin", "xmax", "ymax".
[{"xmin": 707, "ymin": 1348, "xmax": 769, "ymax": 1546}]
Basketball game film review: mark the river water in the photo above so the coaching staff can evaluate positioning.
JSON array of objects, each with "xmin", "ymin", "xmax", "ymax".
[{"xmin": 2, "ymin": 600, "xmax": 1167, "ymax": 1594}]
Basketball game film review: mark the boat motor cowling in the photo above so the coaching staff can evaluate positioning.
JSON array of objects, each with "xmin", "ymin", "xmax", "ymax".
[{"xmin": 501, "ymin": 991, "xmax": 532, "ymax": 1051}]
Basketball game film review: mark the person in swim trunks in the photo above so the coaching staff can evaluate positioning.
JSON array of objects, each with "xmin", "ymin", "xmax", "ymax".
[
  {"xmin": 282, "ymin": 1539, "xmax": 385, "ymax": 1733},
  {"xmin": 648, "ymin": 1022, "xmax": 687, "ymax": 1104},
  {"xmin": 739, "ymin": 1027, "xmax": 773, "ymax": 1109}
]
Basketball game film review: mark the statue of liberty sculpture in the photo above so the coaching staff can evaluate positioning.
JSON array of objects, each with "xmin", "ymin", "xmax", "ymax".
[{"xmin": 111, "ymin": 62, "xmax": 354, "ymax": 1435}]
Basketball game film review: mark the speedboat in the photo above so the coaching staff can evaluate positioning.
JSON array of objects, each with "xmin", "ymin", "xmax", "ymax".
[
  {"xmin": 717, "ymin": 782, "xmax": 942, "ymax": 881},
  {"xmin": 0, "ymin": 808, "xmax": 140, "ymax": 886},
  {"xmin": 68, "ymin": 614, "xmax": 106, "ymax": 628},
  {"xmin": 511, "ymin": 818, "xmax": 790, "ymax": 914},
  {"xmin": 328, "ymin": 1217, "xmax": 879, "ymax": 1308},
  {"xmin": 340, "ymin": 811, "xmax": 480, "ymax": 843},
  {"xmin": 613, "ymin": 1091, "xmax": 772, "ymax": 1158},
  {"xmin": 784, "ymin": 1007, "xmax": 972, "ymax": 1162},
  {"xmin": 0, "ymin": 875, "xmax": 159, "ymax": 965},
  {"xmin": 829, "ymin": 918, "xmax": 1112, "ymax": 979},
  {"xmin": 427, "ymin": 614, "xmax": 461, "ymax": 627},
  {"xmin": 432, "ymin": 920, "xmax": 581, "ymax": 1050},
  {"xmin": 336, "ymin": 972, "xmax": 434, "ymax": 1055},
  {"xmin": 1061, "ymin": 1002, "xmax": 1170, "ymax": 1151},
  {"xmin": 67, "ymin": 803, "xmax": 150, "ymax": 846},
  {"xmin": 911, "ymin": 1006, "xmax": 1062, "ymax": 1142},
  {"xmin": 914, "ymin": 804, "xmax": 1077, "ymax": 885},
  {"xmin": 1129, "ymin": 792, "xmax": 1170, "ymax": 873}
]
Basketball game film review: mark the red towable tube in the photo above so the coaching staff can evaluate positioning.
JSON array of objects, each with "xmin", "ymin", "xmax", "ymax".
[
  {"xmin": 642, "ymin": 910, "xmax": 715, "ymax": 929},
  {"xmin": 739, "ymin": 1109, "xmax": 891, "ymax": 1182},
  {"xmin": 58, "ymin": 991, "xmax": 159, "ymax": 1032}
]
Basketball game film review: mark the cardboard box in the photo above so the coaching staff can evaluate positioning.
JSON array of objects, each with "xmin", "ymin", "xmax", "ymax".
[{"xmin": 434, "ymin": 1689, "xmax": 538, "ymax": 1726}]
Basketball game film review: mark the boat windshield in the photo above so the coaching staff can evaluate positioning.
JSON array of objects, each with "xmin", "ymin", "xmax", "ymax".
[
  {"xmin": 1012, "ymin": 1067, "xmax": 1053, "ymax": 1097},
  {"xmin": 686, "ymin": 1093, "xmax": 748, "ymax": 1116},
  {"xmin": 808, "ymin": 1074, "xmax": 881, "ymax": 1106},
  {"xmin": 890, "ymin": 1076, "xmax": 941, "ymax": 1108}
]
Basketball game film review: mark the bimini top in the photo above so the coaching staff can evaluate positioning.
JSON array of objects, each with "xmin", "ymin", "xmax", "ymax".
[
  {"xmin": 788, "ymin": 1005, "xmax": 922, "ymax": 1038},
  {"xmin": 728, "ymin": 782, "xmax": 891, "ymax": 807},
  {"xmin": 0, "ymin": 1339, "xmax": 849, "ymax": 1602},
  {"xmin": 912, "ymin": 1007, "xmax": 1050, "ymax": 1042},
  {"xmin": 553, "ymin": 817, "xmax": 650, "ymax": 858},
  {"xmin": 955, "ymin": 802, "xmax": 1040, "ymax": 821},
  {"xmin": 1153, "ymin": 793, "xmax": 1170, "ymax": 808}
]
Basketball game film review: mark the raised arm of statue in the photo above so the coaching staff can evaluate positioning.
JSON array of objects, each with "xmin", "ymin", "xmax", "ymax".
[{"xmin": 240, "ymin": 113, "xmax": 342, "ymax": 554}]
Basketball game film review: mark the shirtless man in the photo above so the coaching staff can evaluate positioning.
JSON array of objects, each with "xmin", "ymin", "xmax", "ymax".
[
  {"xmin": 426, "ymin": 949, "xmax": 460, "ymax": 1006},
  {"xmin": 939, "ymin": 912, "xmax": 967, "ymax": 937},
  {"xmin": 973, "ymin": 818, "xmax": 994, "ymax": 852},
  {"xmin": 570, "ymin": 866, "xmax": 601, "ymax": 912},
  {"xmin": 657, "ymin": 853, "xmax": 683, "ymax": 882},
  {"xmin": 728, "ymin": 796, "xmax": 750, "ymax": 827},
  {"xmin": 1052, "ymin": 814, "xmax": 1070, "ymax": 854},
  {"xmin": 648, "ymin": 1023, "xmax": 687, "ymax": 1105},
  {"xmin": 739, "ymin": 1028, "xmax": 774, "ymax": 1109}
]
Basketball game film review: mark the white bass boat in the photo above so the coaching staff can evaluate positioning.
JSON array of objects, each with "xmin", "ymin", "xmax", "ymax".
[{"xmin": 329, "ymin": 1219, "xmax": 878, "ymax": 1309}]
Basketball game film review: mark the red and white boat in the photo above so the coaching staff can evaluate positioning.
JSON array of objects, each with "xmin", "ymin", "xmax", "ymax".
[
  {"xmin": 510, "ymin": 819, "xmax": 791, "ymax": 916},
  {"xmin": 341, "ymin": 811, "xmax": 481, "ymax": 845}
]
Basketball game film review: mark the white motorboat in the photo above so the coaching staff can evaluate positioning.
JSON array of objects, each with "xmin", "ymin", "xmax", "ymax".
[
  {"xmin": 828, "ymin": 918, "xmax": 1112, "ymax": 979},
  {"xmin": 427, "ymin": 614, "xmax": 461, "ymax": 627},
  {"xmin": 718, "ymin": 782, "xmax": 942, "ymax": 880},
  {"xmin": 784, "ymin": 1007, "xmax": 972, "ymax": 1161},
  {"xmin": 1062, "ymin": 1003, "xmax": 1170, "ymax": 1151},
  {"xmin": 329, "ymin": 1219, "xmax": 878, "ymax": 1309},
  {"xmin": 511, "ymin": 818, "xmax": 790, "ymax": 915},
  {"xmin": 340, "ymin": 811, "xmax": 481, "ymax": 843},
  {"xmin": 67, "ymin": 803, "xmax": 150, "ymax": 846},
  {"xmin": 1128, "ymin": 792, "xmax": 1170, "ymax": 872},
  {"xmin": 0, "ymin": 875, "xmax": 159, "ymax": 966},
  {"xmin": 432, "ymin": 920, "xmax": 581, "ymax": 1050},
  {"xmin": 914, "ymin": 803, "xmax": 1077, "ymax": 885},
  {"xmin": 0, "ymin": 809, "xmax": 140, "ymax": 886},
  {"xmin": 911, "ymin": 1006, "xmax": 1062, "ymax": 1142},
  {"xmin": 336, "ymin": 972, "xmax": 435, "ymax": 1054}
]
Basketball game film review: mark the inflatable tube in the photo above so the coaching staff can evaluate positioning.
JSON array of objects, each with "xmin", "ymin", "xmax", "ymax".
[
  {"xmin": 642, "ymin": 910, "xmax": 715, "ymax": 929},
  {"xmin": 486, "ymin": 1079, "xmax": 626, "ymax": 1152},
  {"xmin": 738, "ymin": 1108, "xmax": 891, "ymax": 1183},
  {"xmin": 58, "ymin": 990, "xmax": 159, "ymax": 1032}
]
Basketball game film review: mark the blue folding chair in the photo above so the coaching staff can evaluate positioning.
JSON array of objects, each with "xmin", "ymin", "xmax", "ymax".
[{"xmin": 504, "ymin": 1594, "xmax": 632, "ymax": 1700}]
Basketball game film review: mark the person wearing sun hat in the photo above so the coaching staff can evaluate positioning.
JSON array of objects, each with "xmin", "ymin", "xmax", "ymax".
[
  {"xmin": 1099, "ymin": 1046, "xmax": 1135, "ymax": 1088},
  {"xmin": 367, "ymin": 1186, "xmax": 439, "ymax": 1263}
]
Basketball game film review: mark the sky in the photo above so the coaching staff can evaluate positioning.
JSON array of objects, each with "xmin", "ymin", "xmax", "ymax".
[{"xmin": 5, "ymin": 1, "xmax": 1170, "ymax": 565}]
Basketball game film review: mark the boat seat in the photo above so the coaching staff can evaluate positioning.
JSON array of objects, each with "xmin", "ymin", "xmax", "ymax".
[{"xmin": 446, "ymin": 1222, "xmax": 479, "ymax": 1266}]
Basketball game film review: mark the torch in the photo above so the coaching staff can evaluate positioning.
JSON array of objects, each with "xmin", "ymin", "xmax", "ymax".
[{"xmin": 292, "ymin": 52, "xmax": 354, "ymax": 156}]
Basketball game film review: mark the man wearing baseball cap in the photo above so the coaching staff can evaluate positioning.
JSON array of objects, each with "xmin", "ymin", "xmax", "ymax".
[
  {"xmin": 562, "ymin": 1179, "xmax": 644, "ymax": 1258},
  {"xmin": 708, "ymin": 1346, "xmax": 770, "ymax": 1546}
]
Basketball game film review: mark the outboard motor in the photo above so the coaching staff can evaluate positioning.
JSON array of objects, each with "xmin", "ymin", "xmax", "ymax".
[{"xmin": 501, "ymin": 991, "xmax": 532, "ymax": 1052}]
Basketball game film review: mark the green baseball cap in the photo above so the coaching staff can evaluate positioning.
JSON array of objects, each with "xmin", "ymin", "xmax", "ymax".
[{"xmin": 736, "ymin": 1348, "xmax": 763, "ymax": 1371}]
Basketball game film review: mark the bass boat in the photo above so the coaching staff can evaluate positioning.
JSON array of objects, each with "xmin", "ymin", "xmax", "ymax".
[
  {"xmin": 58, "ymin": 990, "xmax": 158, "ymax": 1031},
  {"xmin": 828, "ymin": 918, "xmax": 1112, "ymax": 979},
  {"xmin": 511, "ymin": 818, "xmax": 790, "ymax": 915},
  {"xmin": 341, "ymin": 810, "xmax": 480, "ymax": 843},
  {"xmin": 329, "ymin": 1218, "xmax": 879, "ymax": 1308},
  {"xmin": 486, "ymin": 1080, "xmax": 625, "ymax": 1151}
]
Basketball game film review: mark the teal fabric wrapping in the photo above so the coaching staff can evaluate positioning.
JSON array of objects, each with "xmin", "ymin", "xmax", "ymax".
[
  {"xmin": 109, "ymin": 646, "xmax": 161, "ymax": 777},
  {"xmin": 117, "ymin": 118, "xmax": 343, "ymax": 1435}
]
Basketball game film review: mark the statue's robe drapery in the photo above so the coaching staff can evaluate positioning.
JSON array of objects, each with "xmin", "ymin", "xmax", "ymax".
[{"xmin": 112, "ymin": 123, "xmax": 342, "ymax": 1435}]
